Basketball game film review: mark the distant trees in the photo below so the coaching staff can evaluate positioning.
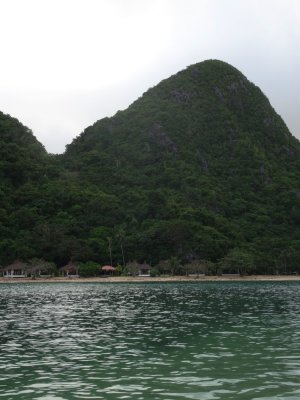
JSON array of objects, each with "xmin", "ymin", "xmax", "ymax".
[
  {"xmin": 29, "ymin": 258, "xmax": 57, "ymax": 276},
  {"xmin": 78, "ymin": 261, "xmax": 99, "ymax": 277},
  {"xmin": 183, "ymin": 259, "xmax": 215, "ymax": 276},
  {"xmin": 126, "ymin": 260, "xmax": 140, "ymax": 276},
  {"xmin": 220, "ymin": 248, "xmax": 255, "ymax": 275}
]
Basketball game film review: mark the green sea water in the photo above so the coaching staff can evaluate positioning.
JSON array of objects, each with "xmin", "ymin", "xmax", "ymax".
[{"xmin": 0, "ymin": 282, "xmax": 300, "ymax": 399}]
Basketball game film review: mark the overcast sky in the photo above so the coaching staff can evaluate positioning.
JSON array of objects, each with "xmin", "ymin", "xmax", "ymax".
[{"xmin": 0, "ymin": 0, "xmax": 299, "ymax": 153}]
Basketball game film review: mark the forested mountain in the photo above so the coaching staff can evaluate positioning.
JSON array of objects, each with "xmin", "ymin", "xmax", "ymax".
[{"xmin": 1, "ymin": 60, "xmax": 300, "ymax": 273}]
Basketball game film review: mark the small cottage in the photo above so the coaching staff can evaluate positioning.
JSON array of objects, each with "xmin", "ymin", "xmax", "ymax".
[
  {"xmin": 101, "ymin": 265, "xmax": 116, "ymax": 275},
  {"xmin": 1, "ymin": 260, "xmax": 28, "ymax": 278},
  {"xmin": 138, "ymin": 262, "xmax": 151, "ymax": 277}
]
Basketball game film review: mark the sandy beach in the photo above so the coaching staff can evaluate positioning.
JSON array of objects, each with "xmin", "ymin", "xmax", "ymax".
[{"xmin": 0, "ymin": 275, "xmax": 300, "ymax": 284}]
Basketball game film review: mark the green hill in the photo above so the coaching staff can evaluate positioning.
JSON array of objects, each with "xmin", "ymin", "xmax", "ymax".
[
  {"xmin": 0, "ymin": 111, "xmax": 51, "ymax": 263},
  {"xmin": 0, "ymin": 111, "xmax": 48, "ymax": 186},
  {"xmin": 1, "ymin": 60, "xmax": 300, "ymax": 273}
]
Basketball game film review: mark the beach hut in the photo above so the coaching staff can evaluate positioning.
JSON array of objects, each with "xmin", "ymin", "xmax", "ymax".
[
  {"xmin": 101, "ymin": 265, "xmax": 116, "ymax": 275},
  {"xmin": 1, "ymin": 260, "xmax": 29, "ymax": 278},
  {"xmin": 138, "ymin": 262, "xmax": 151, "ymax": 277}
]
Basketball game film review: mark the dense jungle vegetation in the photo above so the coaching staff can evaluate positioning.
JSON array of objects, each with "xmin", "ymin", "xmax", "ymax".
[{"xmin": 1, "ymin": 60, "xmax": 300, "ymax": 274}]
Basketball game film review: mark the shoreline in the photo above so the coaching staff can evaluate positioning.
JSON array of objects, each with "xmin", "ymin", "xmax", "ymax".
[{"xmin": 0, "ymin": 275, "xmax": 300, "ymax": 284}]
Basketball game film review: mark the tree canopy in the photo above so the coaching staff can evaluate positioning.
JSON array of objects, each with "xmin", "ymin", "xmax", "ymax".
[{"xmin": 1, "ymin": 60, "xmax": 300, "ymax": 274}]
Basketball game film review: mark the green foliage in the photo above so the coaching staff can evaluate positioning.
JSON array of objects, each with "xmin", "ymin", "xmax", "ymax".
[
  {"xmin": 183, "ymin": 259, "xmax": 215, "ymax": 276},
  {"xmin": 29, "ymin": 258, "xmax": 57, "ymax": 276},
  {"xmin": 150, "ymin": 267, "xmax": 160, "ymax": 277},
  {"xmin": 78, "ymin": 261, "xmax": 100, "ymax": 277},
  {"xmin": 221, "ymin": 248, "xmax": 255, "ymax": 275},
  {"xmin": 125, "ymin": 260, "xmax": 140, "ymax": 276},
  {"xmin": 1, "ymin": 60, "xmax": 300, "ymax": 272}
]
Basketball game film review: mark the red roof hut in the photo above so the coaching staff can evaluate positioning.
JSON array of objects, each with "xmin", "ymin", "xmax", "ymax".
[{"xmin": 101, "ymin": 265, "xmax": 116, "ymax": 274}]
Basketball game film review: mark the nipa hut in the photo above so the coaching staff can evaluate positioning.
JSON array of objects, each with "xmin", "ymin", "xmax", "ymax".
[
  {"xmin": 0, "ymin": 260, "xmax": 29, "ymax": 278},
  {"xmin": 101, "ymin": 265, "xmax": 116, "ymax": 275}
]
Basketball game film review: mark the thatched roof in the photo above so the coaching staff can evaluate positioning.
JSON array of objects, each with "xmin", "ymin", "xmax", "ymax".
[
  {"xmin": 2, "ymin": 260, "xmax": 28, "ymax": 271},
  {"xmin": 139, "ymin": 262, "xmax": 151, "ymax": 270},
  {"xmin": 102, "ymin": 265, "xmax": 116, "ymax": 272}
]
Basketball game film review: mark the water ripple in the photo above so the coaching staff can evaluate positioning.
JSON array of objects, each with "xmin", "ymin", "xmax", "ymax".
[{"xmin": 0, "ymin": 282, "xmax": 300, "ymax": 399}]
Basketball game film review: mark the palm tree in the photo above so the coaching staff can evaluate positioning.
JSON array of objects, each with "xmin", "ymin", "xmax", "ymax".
[
  {"xmin": 107, "ymin": 237, "xmax": 113, "ymax": 266},
  {"xmin": 116, "ymin": 228, "xmax": 126, "ymax": 269},
  {"xmin": 168, "ymin": 256, "xmax": 180, "ymax": 276}
]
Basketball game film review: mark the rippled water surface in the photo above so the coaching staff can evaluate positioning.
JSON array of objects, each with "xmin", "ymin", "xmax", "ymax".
[{"xmin": 1, "ymin": 282, "xmax": 300, "ymax": 399}]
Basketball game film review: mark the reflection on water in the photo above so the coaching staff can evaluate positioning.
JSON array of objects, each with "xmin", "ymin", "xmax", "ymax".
[{"xmin": 0, "ymin": 282, "xmax": 300, "ymax": 399}]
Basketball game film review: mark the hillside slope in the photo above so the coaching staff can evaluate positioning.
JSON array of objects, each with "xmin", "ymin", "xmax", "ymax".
[
  {"xmin": 1, "ymin": 60, "xmax": 300, "ymax": 272},
  {"xmin": 62, "ymin": 60, "xmax": 300, "ymax": 270}
]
